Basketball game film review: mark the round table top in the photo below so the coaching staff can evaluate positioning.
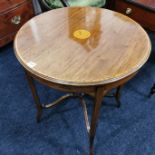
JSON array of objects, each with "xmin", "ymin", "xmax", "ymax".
[{"xmin": 14, "ymin": 7, "xmax": 151, "ymax": 86}]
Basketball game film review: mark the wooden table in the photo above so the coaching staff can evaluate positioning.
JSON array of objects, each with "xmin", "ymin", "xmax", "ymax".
[{"xmin": 14, "ymin": 7, "xmax": 151, "ymax": 155}]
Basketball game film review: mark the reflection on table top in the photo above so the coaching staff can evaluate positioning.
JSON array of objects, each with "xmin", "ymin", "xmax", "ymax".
[{"xmin": 14, "ymin": 7, "xmax": 151, "ymax": 86}]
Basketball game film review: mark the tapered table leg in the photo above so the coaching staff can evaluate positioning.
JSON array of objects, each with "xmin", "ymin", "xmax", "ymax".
[
  {"xmin": 89, "ymin": 87, "xmax": 107, "ymax": 155},
  {"xmin": 25, "ymin": 71, "xmax": 42, "ymax": 123}
]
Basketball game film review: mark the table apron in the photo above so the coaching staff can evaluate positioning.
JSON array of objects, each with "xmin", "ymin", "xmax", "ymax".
[{"xmin": 25, "ymin": 69, "xmax": 137, "ymax": 94}]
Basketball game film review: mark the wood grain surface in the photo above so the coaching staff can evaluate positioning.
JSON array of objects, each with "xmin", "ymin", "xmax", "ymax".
[{"xmin": 14, "ymin": 7, "xmax": 151, "ymax": 86}]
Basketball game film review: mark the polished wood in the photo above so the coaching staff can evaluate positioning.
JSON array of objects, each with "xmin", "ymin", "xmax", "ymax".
[
  {"xmin": 0, "ymin": 1, "xmax": 34, "ymax": 38},
  {"xmin": 14, "ymin": 7, "xmax": 151, "ymax": 155},
  {"xmin": 0, "ymin": 0, "xmax": 34, "ymax": 47},
  {"xmin": 114, "ymin": 0, "xmax": 155, "ymax": 31},
  {"xmin": 14, "ymin": 7, "xmax": 151, "ymax": 86}
]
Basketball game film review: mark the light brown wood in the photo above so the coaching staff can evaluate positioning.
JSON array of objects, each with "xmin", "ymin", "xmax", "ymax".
[{"xmin": 14, "ymin": 7, "xmax": 151, "ymax": 86}]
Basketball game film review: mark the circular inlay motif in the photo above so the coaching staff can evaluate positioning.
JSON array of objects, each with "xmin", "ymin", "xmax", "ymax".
[{"xmin": 73, "ymin": 29, "xmax": 91, "ymax": 39}]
